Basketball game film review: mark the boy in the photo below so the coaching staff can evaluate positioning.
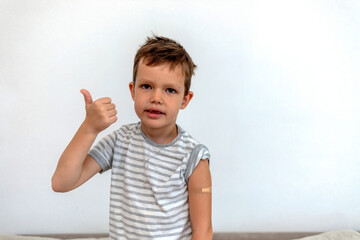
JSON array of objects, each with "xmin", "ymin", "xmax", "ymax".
[{"xmin": 52, "ymin": 36, "xmax": 212, "ymax": 240}]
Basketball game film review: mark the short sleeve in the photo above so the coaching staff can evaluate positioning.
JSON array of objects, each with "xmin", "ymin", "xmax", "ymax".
[
  {"xmin": 88, "ymin": 131, "xmax": 117, "ymax": 173},
  {"xmin": 184, "ymin": 144, "xmax": 210, "ymax": 182}
]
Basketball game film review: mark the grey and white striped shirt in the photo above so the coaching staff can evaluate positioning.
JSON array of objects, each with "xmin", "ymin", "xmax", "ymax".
[{"xmin": 89, "ymin": 122, "xmax": 210, "ymax": 240}]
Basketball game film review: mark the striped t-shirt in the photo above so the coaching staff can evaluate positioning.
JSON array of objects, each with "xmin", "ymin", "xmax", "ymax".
[{"xmin": 89, "ymin": 122, "xmax": 210, "ymax": 240}]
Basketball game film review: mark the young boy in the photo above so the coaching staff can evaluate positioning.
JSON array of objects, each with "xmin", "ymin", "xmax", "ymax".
[{"xmin": 52, "ymin": 36, "xmax": 212, "ymax": 240}]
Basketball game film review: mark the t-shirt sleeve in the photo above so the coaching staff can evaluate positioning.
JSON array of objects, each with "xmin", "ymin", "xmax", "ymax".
[
  {"xmin": 184, "ymin": 144, "xmax": 210, "ymax": 182},
  {"xmin": 88, "ymin": 131, "xmax": 117, "ymax": 173}
]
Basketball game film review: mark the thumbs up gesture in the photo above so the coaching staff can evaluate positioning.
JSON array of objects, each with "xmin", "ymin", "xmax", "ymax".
[{"xmin": 80, "ymin": 89, "xmax": 117, "ymax": 134}]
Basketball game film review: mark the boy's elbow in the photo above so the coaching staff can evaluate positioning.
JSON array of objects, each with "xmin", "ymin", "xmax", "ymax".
[
  {"xmin": 51, "ymin": 176, "xmax": 70, "ymax": 193},
  {"xmin": 192, "ymin": 226, "xmax": 213, "ymax": 240},
  {"xmin": 51, "ymin": 178, "xmax": 62, "ymax": 192}
]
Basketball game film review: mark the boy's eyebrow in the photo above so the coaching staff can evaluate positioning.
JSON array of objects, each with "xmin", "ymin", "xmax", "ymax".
[
  {"xmin": 165, "ymin": 82, "xmax": 183, "ymax": 89},
  {"xmin": 135, "ymin": 78, "xmax": 152, "ymax": 85},
  {"xmin": 136, "ymin": 77, "xmax": 148, "ymax": 82}
]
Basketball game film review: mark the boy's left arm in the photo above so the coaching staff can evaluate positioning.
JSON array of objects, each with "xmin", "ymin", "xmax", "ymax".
[{"xmin": 188, "ymin": 159, "xmax": 213, "ymax": 240}]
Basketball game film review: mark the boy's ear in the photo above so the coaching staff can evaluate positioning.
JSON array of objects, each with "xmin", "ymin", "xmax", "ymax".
[
  {"xmin": 129, "ymin": 82, "xmax": 135, "ymax": 100},
  {"xmin": 180, "ymin": 91, "xmax": 194, "ymax": 110}
]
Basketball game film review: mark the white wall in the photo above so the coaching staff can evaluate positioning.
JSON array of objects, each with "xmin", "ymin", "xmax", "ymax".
[{"xmin": 1, "ymin": 0, "xmax": 359, "ymax": 234}]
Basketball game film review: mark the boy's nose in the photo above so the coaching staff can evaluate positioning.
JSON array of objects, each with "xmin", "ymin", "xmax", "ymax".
[{"xmin": 150, "ymin": 89, "xmax": 163, "ymax": 104}]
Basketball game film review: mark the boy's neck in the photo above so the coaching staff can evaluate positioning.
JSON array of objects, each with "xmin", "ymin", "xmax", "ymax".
[{"xmin": 141, "ymin": 123, "xmax": 178, "ymax": 145}]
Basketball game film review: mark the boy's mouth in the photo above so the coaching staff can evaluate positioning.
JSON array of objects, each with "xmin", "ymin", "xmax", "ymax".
[
  {"xmin": 145, "ymin": 109, "xmax": 164, "ymax": 118},
  {"xmin": 146, "ymin": 109, "xmax": 163, "ymax": 114}
]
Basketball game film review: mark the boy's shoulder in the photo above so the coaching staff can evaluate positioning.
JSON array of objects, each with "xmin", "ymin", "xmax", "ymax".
[
  {"xmin": 177, "ymin": 125, "xmax": 205, "ymax": 149},
  {"xmin": 119, "ymin": 122, "xmax": 140, "ymax": 133},
  {"xmin": 107, "ymin": 122, "xmax": 140, "ymax": 140}
]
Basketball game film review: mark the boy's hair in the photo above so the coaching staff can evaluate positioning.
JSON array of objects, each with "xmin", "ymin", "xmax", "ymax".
[{"xmin": 133, "ymin": 35, "xmax": 196, "ymax": 96}]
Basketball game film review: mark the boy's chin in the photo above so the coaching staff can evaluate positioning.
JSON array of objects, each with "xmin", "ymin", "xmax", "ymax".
[{"xmin": 140, "ymin": 119, "xmax": 176, "ymax": 130}]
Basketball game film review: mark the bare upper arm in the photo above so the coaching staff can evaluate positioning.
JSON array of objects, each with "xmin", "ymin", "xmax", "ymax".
[
  {"xmin": 70, "ymin": 154, "xmax": 102, "ymax": 191},
  {"xmin": 188, "ymin": 159, "xmax": 212, "ymax": 239}
]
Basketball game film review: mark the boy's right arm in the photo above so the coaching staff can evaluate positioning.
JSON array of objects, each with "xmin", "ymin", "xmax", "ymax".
[{"xmin": 51, "ymin": 89, "xmax": 117, "ymax": 192}]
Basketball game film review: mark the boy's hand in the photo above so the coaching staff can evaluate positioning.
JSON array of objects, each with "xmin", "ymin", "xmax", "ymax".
[{"xmin": 80, "ymin": 89, "xmax": 117, "ymax": 134}]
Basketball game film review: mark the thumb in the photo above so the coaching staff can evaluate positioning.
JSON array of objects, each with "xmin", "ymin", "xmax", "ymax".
[{"xmin": 80, "ymin": 89, "xmax": 93, "ymax": 107}]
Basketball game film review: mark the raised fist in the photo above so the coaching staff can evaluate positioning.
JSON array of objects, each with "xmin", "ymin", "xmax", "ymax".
[{"xmin": 80, "ymin": 89, "xmax": 117, "ymax": 133}]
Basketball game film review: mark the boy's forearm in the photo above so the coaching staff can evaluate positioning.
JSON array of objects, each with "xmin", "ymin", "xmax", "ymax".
[{"xmin": 52, "ymin": 122, "xmax": 98, "ymax": 192}]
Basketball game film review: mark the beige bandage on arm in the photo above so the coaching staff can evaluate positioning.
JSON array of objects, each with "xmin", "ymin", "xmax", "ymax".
[
  {"xmin": 194, "ymin": 186, "xmax": 212, "ymax": 193},
  {"xmin": 201, "ymin": 187, "xmax": 212, "ymax": 193}
]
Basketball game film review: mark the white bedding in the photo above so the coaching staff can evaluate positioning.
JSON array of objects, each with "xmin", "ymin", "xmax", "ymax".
[
  {"xmin": 294, "ymin": 229, "xmax": 360, "ymax": 240},
  {"xmin": 0, "ymin": 236, "xmax": 108, "ymax": 240},
  {"xmin": 0, "ymin": 230, "xmax": 359, "ymax": 240}
]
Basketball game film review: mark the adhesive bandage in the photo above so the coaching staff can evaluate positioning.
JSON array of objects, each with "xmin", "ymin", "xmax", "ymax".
[{"xmin": 200, "ymin": 187, "xmax": 212, "ymax": 193}]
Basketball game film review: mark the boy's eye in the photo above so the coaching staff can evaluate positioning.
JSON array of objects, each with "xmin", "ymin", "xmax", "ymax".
[
  {"xmin": 141, "ymin": 84, "xmax": 152, "ymax": 90},
  {"xmin": 166, "ymin": 88, "xmax": 177, "ymax": 94}
]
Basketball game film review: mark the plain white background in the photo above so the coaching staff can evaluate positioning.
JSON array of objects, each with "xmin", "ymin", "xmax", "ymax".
[{"xmin": 1, "ymin": 0, "xmax": 359, "ymax": 235}]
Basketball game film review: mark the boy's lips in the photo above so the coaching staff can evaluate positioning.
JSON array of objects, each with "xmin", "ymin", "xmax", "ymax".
[{"xmin": 145, "ymin": 108, "xmax": 164, "ymax": 118}]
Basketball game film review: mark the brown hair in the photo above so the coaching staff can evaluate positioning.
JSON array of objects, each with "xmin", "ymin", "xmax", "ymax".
[{"xmin": 133, "ymin": 35, "xmax": 196, "ymax": 96}]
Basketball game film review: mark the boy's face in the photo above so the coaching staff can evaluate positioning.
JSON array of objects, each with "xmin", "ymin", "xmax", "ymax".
[{"xmin": 129, "ymin": 59, "xmax": 193, "ymax": 135}]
